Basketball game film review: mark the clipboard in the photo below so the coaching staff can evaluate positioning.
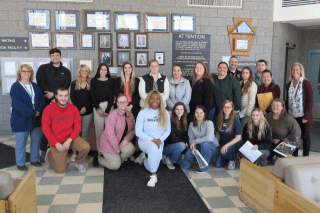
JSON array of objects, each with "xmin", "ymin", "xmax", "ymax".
[{"xmin": 257, "ymin": 92, "xmax": 273, "ymax": 111}]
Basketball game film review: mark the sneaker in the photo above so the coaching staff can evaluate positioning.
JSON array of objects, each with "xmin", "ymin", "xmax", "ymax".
[
  {"xmin": 17, "ymin": 165, "xmax": 28, "ymax": 171},
  {"xmin": 45, "ymin": 148, "xmax": 51, "ymax": 165},
  {"xmin": 71, "ymin": 153, "xmax": 77, "ymax": 162},
  {"xmin": 39, "ymin": 150, "xmax": 46, "ymax": 163},
  {"xmin": 75, "ymin": 163, "xmax": 86, "ymax": 172},
  {"xmin": 147, "ymin": 175, "xmax": 158, "ymax": 187},
  {"xmin": 228, "ymin": 160, "xmax": 236, "ymax": 170},
  {"xmin": 30, "ymin": 161, "xmax": 42, "ymax": 167},
  {"xmin": 162, "ymin": 154, "xmax": 167, "ymax": 164},
  {"xmin": 165, "ymin": 156, "xmax": 175, "ymax": 170},
  {"xmin": 134, "ymin": 152, "xmax": 146, "ymax": 165},
  {"xmin": 196, "ymin": 170, "xmax": 207, "ymax": 174},
  {"xmin": 92, "ymin": 152, "xmax": 99, "ymax": 167}
]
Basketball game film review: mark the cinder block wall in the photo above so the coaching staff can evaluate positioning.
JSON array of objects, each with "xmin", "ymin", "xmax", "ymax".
[{"xmin": 0, "ymin": 0, "xmax": 274, "ymax": 133}]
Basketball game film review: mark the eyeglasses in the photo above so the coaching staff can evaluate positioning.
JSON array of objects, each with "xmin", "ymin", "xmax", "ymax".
[
  {"xmin": 117, "ymin": 101, "xmax": 128, "ymax": 105},
  {"xmin": 271, "ymin": 104, "xmax": 282, "ymax": 108},
  {"xmin": 21, "ymin": 71, "xmax": 31, "ymax": 73},
  {"xmin": 223, "ymin": 106, "xmax": 232, "ymax": 109}
]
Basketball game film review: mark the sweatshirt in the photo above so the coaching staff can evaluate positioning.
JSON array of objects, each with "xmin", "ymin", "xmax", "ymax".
[
  {"xmin": 242, "ymin": 123, "xmax": 272, "ymax": 150},
  {"xmin": 165, "ymin": 119, "xmax": 188, "ymax": 147},
  {"xmin": 42, "ymin": 102, "xmax": 82, "ymax": 147},
  {"xmin": 188, "ymin": 120, "xmax": 219, "ymax": 147},
  {"xmin": 136, "ymin": 108, "xmax": 171, "ymax": 143}
]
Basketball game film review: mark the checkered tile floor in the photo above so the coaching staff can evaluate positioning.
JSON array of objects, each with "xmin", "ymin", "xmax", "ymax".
[{"xmin": 1, "ymin": 134, "xmax": 319, "ymax": 213}]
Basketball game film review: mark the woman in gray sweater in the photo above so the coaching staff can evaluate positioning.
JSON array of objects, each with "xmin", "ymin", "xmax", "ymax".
[{"xmin": 184, "ymin": 105, "xmax": 219, "ymax": 173}]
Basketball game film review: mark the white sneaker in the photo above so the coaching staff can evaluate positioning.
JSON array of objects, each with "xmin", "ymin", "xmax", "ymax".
[
  {"xmin": 162, "ymin": 154, "xmax": 167, "ymax": 164},
  {"xmin": 147, "ymin": 175, "xmax": 158, "ymax": 187},
  {"xmin": 228, "ymin": 160, "xmax": 236, "ymax": 170},
  {"xmin": 71, "ymin": 153, "xmax": 77, "ymax": 162},
  {"xmin": 165, "ymin": 156, "xmax": 175, "ymax": 170},
  {"xmin": 134, "ymin": 152, "xmax": 146, "ymax": 165},
  {"xmin": 75, "ymin": 163, "xmax": 86, "ymax": 172},
  {"xmin": 45, "ymin": 148, "xmax": 51, "ymax": 165}
]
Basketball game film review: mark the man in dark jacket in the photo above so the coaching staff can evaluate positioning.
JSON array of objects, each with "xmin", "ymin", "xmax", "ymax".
[
  {"xmin": 228, "ymin": 56, "xmax": 241, "ymax": 81},
  {"xmin": 36, "ymin": 48, "xmax": 72, "ymax": 162}
]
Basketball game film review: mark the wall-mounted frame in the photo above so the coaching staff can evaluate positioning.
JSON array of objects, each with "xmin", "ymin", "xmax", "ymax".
[
  {"xmin": 171, "ymin": 14, "xmax": 196, "ymax": 33},
  {"xmin": 135, "ymin": 51, "xmax": 148, "ymax": 67},
  {"xmin": 114, "ymin": 12, "xmax": 140, "ymax": 31},
  {"xmin": 26, "ymin": 10, "xmax": 50, "ymax": 29},
  {"xmin": 98, "ymin": 33, "xmax": 112, "ymax": 49},
  {"xmin": 117, "ymin": 50, "xmax": 130, "ymax": 67},
  {"xmin": 155, "ymin": 52, "xmax": 165, "ymax": 65},
  {"xmin": 54, "ymin": 32, "xmax": 76, "ymax": 50},
  {"xmin": 78, "ymin": 58, "xmax": 94, "ymax": 72},
  {"xmin": 134, "ymin": 33, "xmax": 148, "ymax": 49},
  {"xmin": 29, "ymin": 31, "xmax": 52, "ymax": 50},
  {"xmin": 144, "ymin": 13, "xmax": 170, "ymax": 33},
  {"xmin": 117, "ymin": 32, "xmax": 130, "ymax": 49},
  {"xmin": 83, "ymin": 10, "xmax": 110, "ymax": 31},
  {"xmin": 99, "ymin": 50, "xmax": 113, "ymax": 67},
  {"xmin": 80, "ymin": 32, "xmax": 94, "ymax": 50},
  {"xmin": 55, "ymin": 10, "xmax": 79, "ymax": 30}
]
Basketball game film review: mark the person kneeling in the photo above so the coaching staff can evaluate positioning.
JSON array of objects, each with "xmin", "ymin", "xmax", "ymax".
[
  {"xmin": 98, "ymin": 94, "xmax": 136, "ymax": 170},
  {"xmin": 42, "ymin": 87, "xmax": 90, "ymax": 173}
]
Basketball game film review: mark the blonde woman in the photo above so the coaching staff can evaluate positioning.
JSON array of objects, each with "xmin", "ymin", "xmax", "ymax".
[
  {"xmin": 70, "ymin": 65, "xmax": 93, "ymax": 161},
  {"xmin": 135, "ymin": 91, "xmax": 171, "ymax": 187},
  {"xmin": 242, "ymin": 108, "xmax": 272, "ymax": 166},
  {"xmin": 10, "ymin": 64, "xmax": 45, "ymax": 170}
]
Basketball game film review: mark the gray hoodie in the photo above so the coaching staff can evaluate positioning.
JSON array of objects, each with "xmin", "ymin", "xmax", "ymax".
[
  {"xmin": 188, "ymin": 120, "xmax": 219, "ymax": 147},
  {"xmin": 166, "ymin": 77, "xmax": 192, "ymax": 112}
]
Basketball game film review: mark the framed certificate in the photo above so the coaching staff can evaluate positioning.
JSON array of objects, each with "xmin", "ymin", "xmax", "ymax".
[
  {"xmin": 83, "ymin": 10, "xmax": 111, "ymax": 31},
  {"xmin": 29, "ymin": 31, "xmax": 51, "ymax": 50},
  {"xmin": 235, "ymin": 39, "xmax": 249, "ymax": 51},
  {"xmin": 144, "ymin": 13, "xmax": 170, "ymax": 33},
  {"xmin": 99, "ymin": 33, "xmax": 112, "ymax": 49},
  {"xmin": 80, "ymin": 32, "xmax": 94, "ymax": 50},
  {"xmin": 134, "ymin": 33, "xmax": 148, "ymax": 49},
  {"xmin": 55, "ymin": 11, "xmax": 79, "ymax": 30},
  {"xmin": 99, "ymin": 50, "xmax": 113, "ymax": 66},
  {"xmin": 114, "ymin": 12, "xmax": 139, "ymax": 31},
  {"xmin": 135, "ymin": 51, "xmax": 148, "ymax": 67},
  {"xmin": 117, "ymin": 32, "xmax": 130, "ymax": 49},
  {"xmin": 78, "ymin": 58, "xmax": 94, "ymax": 72},
  {"xmin": 54, "ymin": 32, "xmax": 76, "ymax": 50},
  {"xmin": 171, "ymin": 14, "xmax": 196, "ymax": 33},
  {"xmin": 117, "ymin": 51, "xmax": 130, "ymax": 67},
  {"xmin": 155, "ymin": 52, "xmax": 165, "ymax": 65},
  {"xmin": 26, "ymin": 10, "xmax": 50, "ymax": 29}
]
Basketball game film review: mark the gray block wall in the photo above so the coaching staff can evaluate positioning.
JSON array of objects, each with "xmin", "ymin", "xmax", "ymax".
[{"xmin": 0, "ymin": 0, "xmax": 274, "ymax": 133}]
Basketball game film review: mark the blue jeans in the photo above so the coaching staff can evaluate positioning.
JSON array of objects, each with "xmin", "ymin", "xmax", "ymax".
[
  {"xmin": 163, "ymin": 142, "xmax": 190, "ymax": 169},
  {"xmin": 216, "ymin": 141, "xmax": 241, "ymax": 168},
  {"xmin": 185, "ymin": 141, "xmax": 219, "ymax": 172},
  {"xmin": 15, "ymin": 127, "xmax": 42, "ymax": 166}
]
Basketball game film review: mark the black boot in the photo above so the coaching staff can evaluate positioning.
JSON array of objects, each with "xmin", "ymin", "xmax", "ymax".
[{"xmin": 92, "ymin": 152, "xmax": 99, "ymax": 167}]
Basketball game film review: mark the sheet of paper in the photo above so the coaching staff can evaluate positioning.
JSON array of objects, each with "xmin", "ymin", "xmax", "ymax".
[
  {"xmin": 21, "ymin": 62, "xmax": 34, "ymax": 68},
  {"xmin": 59, "ymin": 14, "xmax": 76, "ymax": 27},
  {"xmin": 148, "ymin": 16, "xmax": 167, "ymax": 30},
  {"xmin": 239, "ymin": 108, "xmax": 248, "ymax": 118},
  {"xmin": 175, "ymin": 17, "xmax": 193, "ymax": 30},
  {"xmin": 4, "ymin": 62, "xmax": 16, "ymax": 76},
  {"xmin": 39, "ymin": 61, "xmax": 50, "ymax": 66},
  {"xmin": 118, "ymin": 15, "xmax": 137, "ymax": 29},
  {"xmin": 239, "ymin": 141, "xmax": 262, "ymax": 163},
  {"xmin": 31, "ymin": 33, "xmax": 49, "ymax": 47},
  {"xmin": 6, "ymin": 78, "xmax": 16, "ymax": 93},
  {"xmin": 28, "ymin": 13, "xmax": 47, "ymax": 27},
  {"xmin": 109, "ymin": 67, "xmax": 118, "ymax": 74},
  {"xmin": 82, "ymin": 34, "xmax": 92, "ymax": 48},
  {"xmin": 56, "ymin": 34, "xmax": 73, "ymax": 48},
  {"xmin": 87, "ymin": 14, "xmax": 107, "ymax": 28}
]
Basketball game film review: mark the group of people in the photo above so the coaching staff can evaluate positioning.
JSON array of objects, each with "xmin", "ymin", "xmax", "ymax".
[{"xmin": 10, "ymin": 48, "xmax": 314, "ymax": 187}]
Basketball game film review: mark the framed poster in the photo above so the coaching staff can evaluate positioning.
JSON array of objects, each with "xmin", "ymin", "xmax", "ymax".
[
  {"xmin": 98, "ymin": 33, "xmax": 112, "ymax": 49},
  {"xmin": 117, "ymin": 51, "xmax": 130, "ymax": 67},
  {"xmin": 144, "ymin": 13, "xmax": 170, "ymax": 33},
  {"xmin": 171, "ymin": 14, "xmax": 196, "ymax": 33},
  {"xmin": 134, "ymin": 33, "xmax": 148, "ymax": 49},
  {"xmin": 83, "ymin": 10, "xmax": 111, "ymax": 31},
  {"xmin": 155, "ymin": 52, "xmax": 165, "ymax": 65},
  {"xmin": 115, "ymin": 12, "xmax": 139, "ymax": 31},
  {"xmin": 80, "ymin": 32, "xmax": 94, "ymax": 50},
  {"xmin": 135, "ymin": 51, "xmax": 148, "ymax": 67},
  {"xmin": 26, "ymin": 10, "xmax": 50, "ymax": 29},
  {"xmin": 54, "ymin": 32, "xmax": 76, "ymax": 50},
  {"xmin": 117, "ymin": 32, "xmax": 130, "ymax": 49},
  {"xmin": 55, "ymin": 10, "xmax": 79, "ymax": 30},
  {"xmin": 29, "ymin": 31, "xmax": 51, "ymax": 49},
  {"xmin": 78, "ymin": 58, "xmax": 94, "ymax": 71},
  {"xmin": 99, "ymin": 50, "xmax": 113, "ymax": 66}
]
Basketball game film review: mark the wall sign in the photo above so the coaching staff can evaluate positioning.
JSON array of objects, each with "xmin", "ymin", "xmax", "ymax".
[{"xmin": 0, "ymin": 37, "xmax": 29, "ymax": 51}]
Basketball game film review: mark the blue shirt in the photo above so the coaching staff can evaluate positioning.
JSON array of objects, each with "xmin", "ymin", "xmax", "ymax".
[{"xmin": 219, "ymin": 118, "xmax": 242, "ymax": 145}]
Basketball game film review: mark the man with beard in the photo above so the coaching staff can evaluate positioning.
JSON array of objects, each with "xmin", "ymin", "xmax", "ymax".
[
  {"xmin": 36, "ymin": 48, "xmax": 72, "ymax": 162},
  {"xmin": 42, "ymin": 87, "xmax": 90, "ymax": 173}
]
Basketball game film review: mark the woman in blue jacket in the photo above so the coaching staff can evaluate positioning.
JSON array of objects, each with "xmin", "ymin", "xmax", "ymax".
[{"xmin": 10, "ymin": 64, "xmax": 45, "ymax": 171}]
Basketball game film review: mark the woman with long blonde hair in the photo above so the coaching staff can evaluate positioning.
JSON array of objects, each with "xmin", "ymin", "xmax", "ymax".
[
  {"xmin": 242, "ymin": 108, "xmax": 272, "ymax": 166},
  {"xmin": 135, "ymin": 91, "xmax": 171, "ymax": 187},
  {"xmin": 215, "ymin": 100, "xmax": 242, "ymax": 170},
  {"xmin": 70, "ymin": 64, "xmax": 93, "ymax": 161}
]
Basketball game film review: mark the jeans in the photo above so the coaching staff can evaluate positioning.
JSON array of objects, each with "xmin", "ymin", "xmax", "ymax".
[
  {"xmin": 15, "ymin": 127, "xmax": 42, "ymax": 166},
  {"xmin": 163, "ymin": 142, "xmax": 190, "ymax": 169},
  {"xmin": 81, "ymin": 113, "xmax": 93, "ymax": 142},
  {"xmin": 185, "ymin": 141, "xmax": 219, "ymax": 172},
  {"xmin": 216, "ymin": 141, "xmax": 241, "ymax": 168}
]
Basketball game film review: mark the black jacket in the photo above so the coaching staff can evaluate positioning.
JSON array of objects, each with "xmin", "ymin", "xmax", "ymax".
[
  {"xmin": 70, "ymin": 81, "xmax": 93, "ymax": 116},
  {"xmin": 142, "ymin": 73, "xmax": 167, "ymax": 94},
  {"xmin": 165, "ymin": 120, "xmax": 188, "ymax": 147},
  {"xmin": 242, "ymin": 123, "xmax": 272, "ymax": 151},
  {"xmin": 228, "ymin": 69, "xmax": 242, "ymax": 81},
  {"xmin": 36, "ymin": 62, "xmax": 71, "ymax": 105}
]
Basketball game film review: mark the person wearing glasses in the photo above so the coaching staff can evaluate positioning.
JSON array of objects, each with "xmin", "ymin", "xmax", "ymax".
[{"xmin": 98, "ymin": 94, "xmax": 136, "ymax": 170}]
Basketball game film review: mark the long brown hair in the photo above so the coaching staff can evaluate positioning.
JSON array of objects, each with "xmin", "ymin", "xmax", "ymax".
[
  {"xmin": 171, "ymin": 102, "xmax": 188, "ymax": 131},
  {"xmin": 193, "ymin": 105, "xmax": 208, "ymax": 127},
  {"xmin": 247, "ymin": 108, "xmax": 269, "ymax": 140},
  {"xmin": 120, "ymin": 61, "xmax": 136, "ymax": 96},
  {"xmin": 216, "ymin": 100, "xmax": 236, "ymax": 132},
  {"xmin": 270, "ymin": 98, "xmax": 289, "ymax": 123},
  {"xmin": 241, "ymin": 67, "xmax": 253, "ymax": 95},
  {"xmin": 189, "ymin": 61, "xmax": 215, "ymax": 87}
]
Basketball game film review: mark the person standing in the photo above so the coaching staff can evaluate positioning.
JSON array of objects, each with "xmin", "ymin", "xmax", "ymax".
[
  {"xmin": 254, "ymin": 60, "xmax": 275, "ymax": 86},
  {"xmin": 228, "ymin": 56, "xmax": 241, "ymax": 81},
  {"xmin": 285, "ymin": 63, "xmax": 314, "ymax": 156},
  {"xmin": 36, "ymin": 48, "xmax": 71, "ymax": 162},
  {"xmin": 10, "ymin": 64, "xmax": 45, "ymax": 171}
]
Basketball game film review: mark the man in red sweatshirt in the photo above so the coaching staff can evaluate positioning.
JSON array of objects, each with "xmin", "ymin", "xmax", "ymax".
[{"xmin": 42, "ymin": 87, "xmax": 90, "ymax": 173}]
